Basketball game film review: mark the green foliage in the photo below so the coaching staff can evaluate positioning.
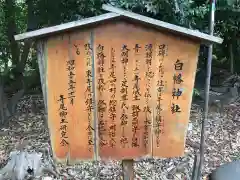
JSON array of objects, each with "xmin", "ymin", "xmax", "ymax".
[
  {"xmin": 193, "ymin": 88, "xmax": 200, "ymax": 97},
  {"xmin": 0, "ymin": 0, "xmax": 239, "ymax": 92}
]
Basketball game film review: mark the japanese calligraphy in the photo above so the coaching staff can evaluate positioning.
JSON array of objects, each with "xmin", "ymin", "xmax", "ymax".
[
  {"xmin": 158, "ymin": 44, "xmax": 168, "ymax": 57},
  {"xmin": 98, "ymin": 100, "xmax": 107, "ymax": 147},
  {"xmin": 132, "ymin": 45, "xmax": 141, "ymax": 101},
  {"xmin": 174, "ymin": 59, "xmax": 183, "ymax": 70},
  {"xmin": 74, "ymin": 44, "xmax": 80, "ymax": 55},
  {"xmin": 158, "ymin": 63, "xmax": 164, "ymax": 77},
  {"xmin": 155, "ymin": 44, "xmax": 168, "ymax": 147},
  {"xmin": 143, "ymin": 43, "xmax": 154, "ymax": 147},
  {"xmin": 132, "ymin": 44, "xmax": 142, "ymax": 148},
  {"xmin": 133, "ymin": 44, "xmax": 141, "ymax": 53},
  {"xmin": 173, "ymin": 73, "xmax": 184, "ymax": 84},
  {"xmin": 97, "ymin": 44, "xmax": 106, "ymax": 93},
  {"xmin": 171, "ymin": 103, "xmax": 181, "ymax": 114},
  {"xmin": 171, "ymin": 59, "xmax": 184, "ymax": 115},
  {"xmin": 108, "ymin": 48, "xmax": 117, "ymax": 148},
  {"xmin": 66, "ymin": 58, "xmax": 76, "ymax": 105},
  {"xmin": 120, "ymin": 44, "xmax": 130, "ymax": 148},
  {"xmin": 84, "ymin": 43, "xmax": 94, "ymax": 151},
  {"xmin": 133, "ymin": 75, "xmax": 141, "ymax": 101},
  {"xmin": 46, "ymin": 29, "xmax": 200, "ymax": 160},
  {"xmin": 58, "ymin": 95, "xmax": 69, "ymax": 147},
  {"xmin": 97, "ymin": 44, "xmax": 107, "ymax": 147},
  {"xmin": 132, "ymin": 105, "xmax": 140, "ymax": 147},
  {"xmin": 172, "ymin": 88, "xmax": 183, "ymax": 100}
]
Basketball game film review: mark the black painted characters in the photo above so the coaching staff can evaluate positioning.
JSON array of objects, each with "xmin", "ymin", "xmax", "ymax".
[
  {"xmin": 171, "ymin": 59, "xmax": 184, "ymax": 115},
  {"xmin": 108, "ymin": 48, "xmax": 117, "ymax": 148},
  {"xmin": 74, "ymin": 44, "xmax": 80, "ymax": 55},
  {"xmin": 66, "ymin": 59, "xmax": 76, "ymax": 105},
  {"xmin": 96, "ymin": 44, "xmax": 108, "ymax": 148},
  {"xmin": 58, "ymin": 95, "xmax": 69, "ymax": 147},
  {"xmin": 155, "ymin": 44, "xmax": 168, "ymax": 147},
  {"xmin": 131, "ymin": 44, "xmax": 142, "ymax": 148},
  {"xmin": 143, "ymin": 43, "xmax": 154, "ymax": 147},
  {"xmin": 84, "ymin": 43, "xmax": 94, "ymax": 151},
  {"xmin": 120, "ymin": 44, "xmax": 130, "ymax": 148}
]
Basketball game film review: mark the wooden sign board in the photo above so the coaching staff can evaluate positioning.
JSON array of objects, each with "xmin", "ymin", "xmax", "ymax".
[{"xmin": 42, "ymin": 21, "xmax": 199, "ymax": 162}]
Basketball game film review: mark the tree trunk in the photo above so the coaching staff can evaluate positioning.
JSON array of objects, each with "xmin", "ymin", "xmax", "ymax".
[
  {"xmin": 4, "ymin": 0, "xmax": 34, "ymax": 91},
  {"xmin": 0, "ymin": 76, "xmax": 5, "ymax": 124},
  {"xmin": 4, "ymin": 0, "xmax": 20, "ymax": 69},
  {"xmin": 0, "ymin": 150, "xmax": 57, "ymax": 180},
  {"xmin": 229, "ymin": 43, "xmax": 234, "ymax": 74}
]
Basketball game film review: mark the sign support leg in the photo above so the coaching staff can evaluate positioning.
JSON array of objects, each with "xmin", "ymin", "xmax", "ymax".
[
  {"xmin": 197, "ymin": 0, "xmax": 216, "ymax": 179},
  {"xmin": 122, "ymin": 159, "xmax": 134, "ymax": 180}
]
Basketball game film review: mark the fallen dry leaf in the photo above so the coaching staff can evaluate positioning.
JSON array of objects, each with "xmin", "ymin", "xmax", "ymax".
[{"xmin": 0, "ymin": 94, "xmax": 239, "ymax": 179}]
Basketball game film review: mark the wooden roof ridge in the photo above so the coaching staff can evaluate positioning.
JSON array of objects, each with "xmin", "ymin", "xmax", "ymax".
[
  {"xmin": 102, "ymin": 4, "xmax": 222, "ymax": 44},
  {"xmin": 14, "ymin": 4, "xmax": 223, "ymax": 44},
  {"xmin": 14, "ymin": 12, "xmax": 121, "ymax": 41}
]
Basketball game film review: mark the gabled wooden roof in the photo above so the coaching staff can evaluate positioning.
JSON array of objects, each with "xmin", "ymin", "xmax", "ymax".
[{"xmin": 14, "ymin": 4, "xmax": 223, "ymax": 44}]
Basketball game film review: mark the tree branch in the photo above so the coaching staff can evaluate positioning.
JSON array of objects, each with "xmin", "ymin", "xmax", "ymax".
[
  {"xmin": 17, "ymin": 0, "xmax": 34, "ymax": 75},
  {"xmin": 4, "ymin": 0, "xmax": 20, "ymax": 66}
]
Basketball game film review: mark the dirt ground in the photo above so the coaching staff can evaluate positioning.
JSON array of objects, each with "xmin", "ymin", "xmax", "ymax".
[{"xmin": 0, "ymin": 95, "xmax": 239, "ymax": 179}]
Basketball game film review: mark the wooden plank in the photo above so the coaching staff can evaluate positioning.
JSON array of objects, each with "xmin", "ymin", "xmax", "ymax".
[
  {"xmin": 101, "ymin": 4, "xmax": 223, "ymax": 44},
  {"xmin": 90, "ymin": 31, "xmax": 99, "ymax": 160},
  {"xmin": 37, "ymin": 41, "xmax": 48, "ymax": 112},
  {"xmin": 46, "ymin": 31, "xmax": 95, "ymax": 162},
  {"xmin": 151, "ymin": 31, "xmax": 200, "ymax": 157},
  {"xmin": 14, "ymin": 13, "xmax": 120, "ymax": 41},
  {"xmin": 44, "ymin": 20, "xmax": 200, "ymax": 161},
  {"xmin": 47, "ymin": 35, "xmax": 70, "ymax": 162},
  {"xmin": 93, "ymin": 22, "xmax": 155, "ymax": 159},
  {"xmin": 92, "ymin": 21, "xmax": 199, "ymax": 159},
  {"xmin": 66, "ymin": 31, "xmax": 96, "ymax": 162},
  {"xmin": 122, "ymin": 159, "xmax": 134, "ymax": 180}
]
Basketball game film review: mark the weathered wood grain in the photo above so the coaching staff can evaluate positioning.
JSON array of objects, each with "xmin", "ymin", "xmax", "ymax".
[{"xmin": 39, "ymin": 20, "xmax": 200, "ymax": 162}]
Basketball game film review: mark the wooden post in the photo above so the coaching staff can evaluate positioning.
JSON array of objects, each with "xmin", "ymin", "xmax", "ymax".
[
  {"xmin": 191, "ymin": 153, "xmax": 200, "ymax": 180},
  {"xmin": 122, "ymin": 159, "xmax": 134, "ymax": 180},
  {"xmin": 197, "ymin": 0, "xmax": 216, "ymax": 179}
]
